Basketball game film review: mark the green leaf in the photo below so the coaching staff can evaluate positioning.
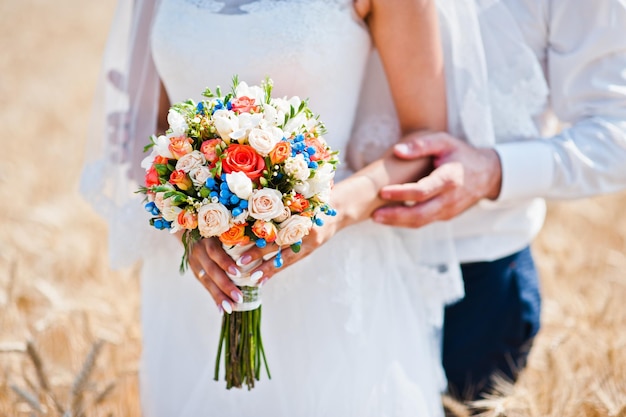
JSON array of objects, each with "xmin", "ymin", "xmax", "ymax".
[
  {"xmin": 290, "ymin": 243, "xmax": 301, "ymax": 253},
  {"xmin": 155, "ymin": 164, "xmax": 170, "ymax": 176},
  {"xmin": 199, "ymin": 187, "xmax": 211, "ymax": 198},
  {"xmin": 231, "ymin": 74, "xmax": 240, "ymax": 91}
]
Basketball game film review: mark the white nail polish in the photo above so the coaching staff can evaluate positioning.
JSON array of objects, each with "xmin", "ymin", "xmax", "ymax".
[
  {"xmin": 262, "ymin": 250, "xmax": 279, "ymax": 261},
  {"xmin": 250, "ymin": 270, "xmax": 264, "ymax": 283},
  {"xmin": 227, "ymin": 266, "xmax": 241, "ymax": 279},
  {"xmin": 222, "ymin": 300, "xmax": 233, "ymax": 314},
  {"xmin": 231, "ymin": 291, "xmax": 243, "ymax": 304}
]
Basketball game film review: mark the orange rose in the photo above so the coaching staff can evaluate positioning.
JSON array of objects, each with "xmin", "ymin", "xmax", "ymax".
[
  {"xmin": 145, "ymin": 166, "xmax": 160, "ymax": 187},
  {"xmin": 285, "ymin": 193, "xmax": 309, "ymax": 213},
  {"xmin": 177, "ymin": 209, "xmax": 198, "ymax": 230},
  {"xmin": 169, "ymin": 170, "xmax": 193, "ymax": 191},
  {"xmin": 305, "ymin": 136, "xmax": 330, "ymax": 162},
  {"xmin": 222, "ymin": 144, "xmax": 266, "ymax": 181},
  {"xmin": 269, "ymin": 141, "xmax": 292, "ymax": 165},
  {"xmin": 230, "ymin": 96, "xmax": 259, "ymax": 114},
  {"xmin": 169, "ymin": 136, "xmax": 193, "ymax": 159},
  {"xmin": 251, "ymin": 220, "xmax": 278, "ymax": 243},
  {"xmin": 220, "ymin": 223, "xmax": 250, "ymax": 246},
  {"xmin": 201, "ymin": 139, "xmax": 222, "ymax": 164},
  {"xmin": 154, "ymin": 155, "xmax": 170, "ymax": 165}
]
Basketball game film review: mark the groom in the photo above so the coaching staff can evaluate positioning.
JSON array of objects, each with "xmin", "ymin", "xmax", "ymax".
[{"xmin": 374, "ymin": 0, "xmax": 626, "ymax": 399}]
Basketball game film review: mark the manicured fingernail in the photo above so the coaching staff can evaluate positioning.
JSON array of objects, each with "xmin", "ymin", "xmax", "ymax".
[
  {"xmin": 237, "ymin": 255, "xmax": 252, "ymax": 266},
  {"xmin": 217, "ymin": 304, "xmax": 224, "ymax": 315},
  {"xmin": 228, "ymin": 266, "xmax": 241, "ymax": 278},
  {"xmin": 250, "ymin": 270, "xmax": 264, "ymax": 282},
  {"xmin": 395, "ymin": 143, "xmax": 411, "ymax": 154},
  {"xmin": 258, "ymin": 278, "xmax": 268, "ymax": 288},
  {"xmin": 262, "ymin": 250, "xmax": 279, "ymax": 261},
  {"xmin": 373, "ymin": 213, "xmax": 385, "ymax": 223},
  {"xmin": 231, "ymin": 290, "xmax": 243, "ymax": 304},
  {"xmin": 221, "ymin": 300, "xmax": 233, "ymax": 314}
]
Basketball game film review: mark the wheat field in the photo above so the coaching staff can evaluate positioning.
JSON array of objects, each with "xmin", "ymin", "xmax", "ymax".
[{"xmin": 1, "ymin": 1, "xmax": 625, "ymax": 416}]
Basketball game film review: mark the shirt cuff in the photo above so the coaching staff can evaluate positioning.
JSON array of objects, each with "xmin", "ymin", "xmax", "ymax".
[{"xmin": 493, "ymin": 140, "xmax": 555, "ymax": 202}]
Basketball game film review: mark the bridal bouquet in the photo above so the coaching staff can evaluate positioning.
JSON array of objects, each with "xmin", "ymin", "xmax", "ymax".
[{"xmin": 138, "ymin": 76, "xmax": 338, "ymax": 389}]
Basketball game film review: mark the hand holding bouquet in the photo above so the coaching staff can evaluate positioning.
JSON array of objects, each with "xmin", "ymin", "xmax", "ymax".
[{"xmin": 138, "ymin": 76, "xmax": 338, "ymax": 389}]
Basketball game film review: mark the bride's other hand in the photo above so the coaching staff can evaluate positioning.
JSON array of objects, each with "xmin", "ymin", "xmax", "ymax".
[{"xmin": 179, "ymin": 232, "xmax": 244, "ymax": 313}]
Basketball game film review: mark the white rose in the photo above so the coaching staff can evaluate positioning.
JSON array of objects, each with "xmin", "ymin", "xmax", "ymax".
[
  {"xmin": 235, "ymin": 81, "xmax": 265, "ymax": 104},
  {"xmin": 226, "ymin": 171, "xmax": 253, "ymax": 200},
  {"xmin": 284, "ymin": 154, "xmax": 310, "ymax": 182},
  {"xmin": 175, "ymin": 150, "xmax": 206, "ymax": 173},
  {"xmin": 276, "ymin": 215, "xmax": 312, "ymax": 246},
  {"xmin": 161, "ymin": 197, "xmax": 182, "ymax": 222},
  {"xmin": 167, "ymin": 109, "xmax": 188, "ymax": 136},
  {"xmin": 213, "ymin": 109, "xmax": 239, "ymax": 142},
  {"xmin": 248, "ymin": 126, "xmax": 282, "ymax": 156},
  {"xmin": 248, "ymin": 188, "xmax": 285, "ymax": 222},
  {"xmin": 197, "ymin": 203, "xmax": 231, "ymax": 237},
  {"xmin": 190, "ymin": 166, "xmax": 212, "ymax": 188},
  {"xmin": 308, "ymin": 163, "xmax": 335, "ymax": 202},
  {"xmin": 274, "ymin": 206, "xmax": 291, "ymax": 223}
]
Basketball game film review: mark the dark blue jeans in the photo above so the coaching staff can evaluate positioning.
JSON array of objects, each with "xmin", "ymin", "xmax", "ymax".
[{"xmin": 442, "ymin": 247, "xmax": 541, "ymax": 400}]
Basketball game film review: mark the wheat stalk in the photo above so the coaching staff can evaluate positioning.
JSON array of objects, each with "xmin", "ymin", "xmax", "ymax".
[
  {"xmin": 69, "ymin": 340, "xmax": 104, "ymax": 417},
  {"xmin": 25, "ymin": 341, "xmax": 50, "ymax": 392},
  {"xmin": 10, "ymin": 384, "xmax": 42, "ymax": 414}
]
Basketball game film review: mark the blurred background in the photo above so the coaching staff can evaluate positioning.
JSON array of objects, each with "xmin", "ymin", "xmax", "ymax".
[{"xmin": 1, "ymin": 1, "xmax": 625, "ymax": 416}]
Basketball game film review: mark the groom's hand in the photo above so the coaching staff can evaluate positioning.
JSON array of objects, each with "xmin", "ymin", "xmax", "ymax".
[{"xmin": 373, "ymin": 132, "xmax": 502, "ymax": 228}]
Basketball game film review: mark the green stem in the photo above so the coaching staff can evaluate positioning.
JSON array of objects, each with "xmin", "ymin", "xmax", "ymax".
[{"xmin": 214, "ymin": 314, "xmax": 226, "ymax": 381}]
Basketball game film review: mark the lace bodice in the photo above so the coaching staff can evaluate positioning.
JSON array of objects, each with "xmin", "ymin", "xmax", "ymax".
[{"xmin": 151, "ymin": 0, "xmax": 370, "ymax": 179}]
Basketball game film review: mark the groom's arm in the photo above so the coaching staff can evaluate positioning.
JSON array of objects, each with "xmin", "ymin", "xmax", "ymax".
[{"xmin": 374, "ymin": 0, "xmax": 626, "ymax": 228}]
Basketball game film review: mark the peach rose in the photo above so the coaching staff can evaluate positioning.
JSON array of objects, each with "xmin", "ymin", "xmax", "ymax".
[
  {"xmin": 248, "ymin": 126, "xmax": 282, "ymax": 156},
  {"xmin": 251, "ymin": 220, "xmax": 278, "ymax": 243},
  {"xmin": 286, "ymin": 193, "xmax": 309, "ymax": 213},
  {"xmin": 169, "ymin": 170, "xmax": 193, "ymax": 191},
  {"xmin": 276, "ymin": 215, "xmax": 312, "ymax": 246},
  {"xmin": 197, "ymin": 203, "xmax": 231, "ymax": 237},
  {"xmin": 169, "ymin": 136, "xmax": 193, "ymax": 159},
  {"xmin": 200, "ymin": 139, "xmax": 222, "ymax": 164},
  {"xmin": 269, "ymin": 141, "xmax": 292, "ymax": 165},
  {"xmin": 177, "ymin": 209, "xmax": 198, "ymax": 230},
  {"xmin": 248, "ymin": 188, "xmax": 285, "ymax": 222},
  {"xmin": 219, "ymin": 223, "xmax": 250, "ymax": 246},
  {"xmin": 175, "ymin": 150, "xmax": 205, "ymax": 173},
  {"xmin": 230, "ymin": 96, "xmax": 260, "ymax": 114},
  {"xmin": 305, "ymin": 136, "xmax": 331, "ymax": 162}
]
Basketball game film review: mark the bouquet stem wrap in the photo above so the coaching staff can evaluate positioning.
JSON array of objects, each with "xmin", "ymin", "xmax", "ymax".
[{"xmin": 214, "ymin": 243, "xmax": 270, "ymax": 389}]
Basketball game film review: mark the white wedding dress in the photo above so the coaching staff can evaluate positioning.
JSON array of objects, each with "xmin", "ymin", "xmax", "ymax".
[{"xmin": 85, "ymin": 0, "xmax": 464, "ymax": 416}]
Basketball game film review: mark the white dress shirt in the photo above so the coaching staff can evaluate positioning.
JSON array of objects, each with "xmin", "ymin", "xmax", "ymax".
[{"xmin": 349, "ymin": 0, "xmax": 626, "ymax": 263}]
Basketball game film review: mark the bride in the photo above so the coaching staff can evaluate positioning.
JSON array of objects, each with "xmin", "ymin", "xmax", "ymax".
[{"xmin": 82, "ymin": 0, "xmax": 467, "ymax": 415}]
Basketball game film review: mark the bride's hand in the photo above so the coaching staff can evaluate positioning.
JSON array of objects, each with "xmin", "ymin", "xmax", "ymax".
[
  {"xmin": 237, "ymin": 214, "xmax": 343, "ymax": 285},
  {"xmin": 179, "ymin": 232, "xmax": 245, "ymax": 314}
]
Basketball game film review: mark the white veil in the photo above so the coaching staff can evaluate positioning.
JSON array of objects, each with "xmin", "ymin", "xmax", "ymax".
[{"xmin": 81, "ymin": 0, "xmax": 163, "ymax": 268}]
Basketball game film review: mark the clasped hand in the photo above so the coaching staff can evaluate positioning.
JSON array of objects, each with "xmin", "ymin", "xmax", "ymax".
[{"xmin": 189, "ymin": 131, "xmax": 502, "ymax": 312}]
